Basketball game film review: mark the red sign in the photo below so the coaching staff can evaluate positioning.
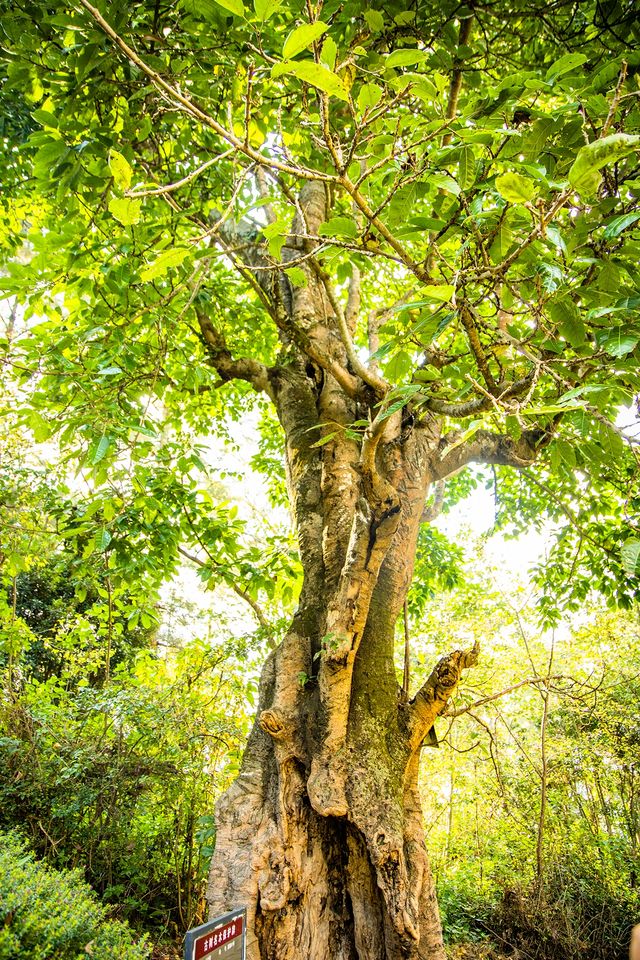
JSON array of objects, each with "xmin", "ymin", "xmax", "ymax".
[{"xmin": 193, "ymin": 915, "xmax": 244, "ymax": 960}]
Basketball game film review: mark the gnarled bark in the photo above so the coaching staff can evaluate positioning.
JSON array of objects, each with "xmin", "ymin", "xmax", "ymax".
[
  {"xmin": 204, "ymin": 182, "xmax": 541, "ymax": 959},
  {"xmin": 207, "ymin": 390, "xmax": 476, "ymax": 958}
]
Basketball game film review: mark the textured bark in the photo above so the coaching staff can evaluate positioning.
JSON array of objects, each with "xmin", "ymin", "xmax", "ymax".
[
  {"xmin": 206, "ymin": 400, "xmax": 474, "ymax": 958},
  {"xmin": 205, "ymin": 184, "xmax": 515, "ymax": 959}
]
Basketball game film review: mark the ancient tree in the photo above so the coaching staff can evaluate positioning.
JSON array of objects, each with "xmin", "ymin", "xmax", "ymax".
[{"xmin": 1, "ymin": 0, "xmax": 639, "ymax": 957}]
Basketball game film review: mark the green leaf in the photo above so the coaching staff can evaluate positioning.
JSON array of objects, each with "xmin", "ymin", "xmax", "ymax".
[
  {"xmin": 140, "ymin": 247, "xmax": 190, "ymax": 282},
  {"xmin": 429, "ymin": 172, "xmax": 460, "ymax": 196},
  {"xmin": 602, "ymin": 212, "xmax": 640, "ymax": 239},
  {"xmin": 97, "ymin": 366, "xmax": 123, "ymax": 376},
  {"xmin": 321, "ymin": 36, "xmax": 337, "ymax": 70},
  {"xmin": 622, "ymin": 538, "xmax": 640, "ymax": 576},
  {"xmin": 384, "ymin": 350, "xmax": 413, "ymax": 381},
  {"xmin": 285, "ymin": 267, "xmax": 307, "ymax": 286},
  {"xmin": 91, "ymin": 435, "xmax": 112, "ymax": 465},
  {"xmin": 568, "ymin": 133, "xmax": 640, "ymax": 196},
  {"xmin": 548, "ymin": 298, "xmax": 585, "ymax": 347},
  {"xmin": 108, "ymin": 149, "xmax": 132, "ymax": 192},
  {"xmin": 597, "ymin": 330, "xmax": 639, "ymax": 358},
  {"xmin": 318, "ymin": 217, "xmax": 358, "ymax": 239},
  {"xmin": 253, "ymin": 0, "xmax": 282, "ymax": 20},
  {"xmin": 458, "ymin": 146, "xmax": 476, "ymax": 190},
  {"xmin": 28, "ymin": 411, "xmax": 52, "ymax": 442},
  {"xmin": 422, "ymin": 285, "xmax": 455, "ymax": 303},
  {"xmin": 108, "ymin": 197, "xmax": 141, "ymax": 226},
  {"xmin": 95, "ymin": 527, "xmax": 112, "ymax": 552},
  {"xmin": 357, "ymin": 83, "xmax": 383, "ymax": 111},
  {"xmin": 545, "ymin": 52, "xmax": 588, "ymax": 81},
  {"xmin": 311, "ymin": 430, "xmax": 340, "ymax": 447},
  {"xmin": 283, "ymin": 22, "xmax": 329, "ymax": 60},
  {"xmin": 271, "ymin": 60, "xmax": 348, "ymax": 100},
  {"xmin": 386, "ymin": 48, "xmax": 428, "ymax": 68},
  {"xmin": 263, "ymin": 217, "xmax": 292, "ymax": 258},
  {"xmin": 32, "ymin": 109, "xmax": 58, "ymax": 128},
  {"xmin": 556, "ymin": 438, "xmax": 576, "ymax": 467},
  {"xmin": 506, "ymin": 415, "xmax": 522, "ymax": 440},
  {"xmin": 445, "ymin": 419, "xmax": 484, "ymax": 453},
  {"xmin": 495, "ymin": 172, "xmax": 536, "ymax": 204},
  {"xmin": 212, "ymin": 0, "xmax": 245, "ymax": 16},
  {"xmin": 364, "ymin": 9, "xmax": 384, "ymax": 32},
  {"xmin": 490, "ymin": 221, "xmax": 513, "ymax": 262}
]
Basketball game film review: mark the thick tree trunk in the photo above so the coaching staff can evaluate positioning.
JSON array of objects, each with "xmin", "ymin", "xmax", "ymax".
[
  {"xmin": 205, "ymin": 183, "xmax": 480, "ymax": 958},
  {"xmin": 206, "ymin": 445, "xmax": 475, "ymax": 958},
  {"xmin": 207, "ymin": 602, "xmax": 447, "ymax": 960}
]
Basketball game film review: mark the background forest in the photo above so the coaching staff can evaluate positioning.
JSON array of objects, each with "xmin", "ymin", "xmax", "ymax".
[{"xmin": 1, "ymin": 0, "xmax": 640, "ymax": 957}]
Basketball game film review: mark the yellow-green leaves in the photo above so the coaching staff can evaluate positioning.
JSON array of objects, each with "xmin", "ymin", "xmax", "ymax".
[
  {"xmin": 282, "ymin": 21, "xmax": 328, "ymax": 59},
  {"xmin": 263, "ymin": 216, "xmax": 293, "ymax": 257},
  {"xmin": 495, "ymin": 172, "xmax": 536, "ymax": 204},
  {"xmin": 108, "ymin": 150, "xmax": 132, "ymax": 192},
  {"xmin": 357, "ymin": 82, "xmax": 383, "ymax": 111},
  {"xmin": 423, "ymin": 284, "xmax": 455, "ymax": 303},
  {"xmin": 364, "ymin": 9, "xmax": 384, "ymax": 32},
  {"xmin": 273, "ymin": 23, "xmax": 344, "ymax": 100},
  {"xmin": 622, "ymin": 538, "xmax": 640, "ymax": 576},
  {"xmin": 548, "ymin": 297, "xmax": 585, "ymax": 347},
  {"xmin": 320, "ymin": 36, "xmax": 337, "ymax": 70},
  {"xmin": 285, "ymin": 266, "xmax": 306, "ymax": 287},
  {"xmin": 108, "ymin": 197, "xmax": 141, "ymax": 226},
  {"xmin": 212, "ymin": 0, "xmax": 245, "ymax": 16},
  {"xmin": 384, "ymin": 350, "xmax": 413, "ymax": 382},
  {"xmin": 386, "ymin": 48, "xmax": 428, "ymax": 68},
  {"xmin": 108, "ymin": 150, "xmax": 137, "ymax": 224},
  {"xmin": 140, "ymin": 247, "xmax": 190, "ymax": 282},
  {"xmin": 318, "ymin": 217, "xmax": 358, "ymax": 239},
  {"xmin": 545, "ymin": 52, "xmax": 588, "ymax": 82},
  {"xmin": 89, "ymin": 434, "xmax": 113, "ymax": 465},
  {"xmin": 602, "ymin": 213, "xmax": 640, "ymax": 239},
  {"xmin": 568, "ymin": 133, "xmax": 640, "ymax": 196},
  {"xmin": 271, "ymin": 60, "xmax": 348, "ymax": 100},
  {"xmin": 458, "ymin": 146, "xmax": 476, "ymax": 190},
  {"xmin": 253, "ymin": 0, "xmax": 282, "ymax": 20}
]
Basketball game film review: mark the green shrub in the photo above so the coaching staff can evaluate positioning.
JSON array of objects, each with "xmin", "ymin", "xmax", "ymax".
[
  {"xmin": 486, "ymin": 849, "xmax": 640, "ymax": 960},
  {"xmin": 0, "ymin": 833, "xmax": 150, "ymax": 960}
]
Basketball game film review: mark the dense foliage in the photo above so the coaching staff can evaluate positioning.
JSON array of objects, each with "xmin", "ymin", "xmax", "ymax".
[
  {"xmin": 0, "ymin": 832, "xmax": 150, "ymax": 960},
  {"xmin": 1, "ymin": 0, "xmax": 640, "ymax": 957},
  {"xmin": 0, "ymin": 0, "xmax": 639, "ymax": 620},
  {"xmin": 414, "ymin": 578, "xmax": 640, "ymax": 959}
]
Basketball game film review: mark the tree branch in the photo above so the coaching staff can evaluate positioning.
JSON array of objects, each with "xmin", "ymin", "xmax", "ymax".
[
  {"xmin": 177, "ymin": 546, "xmax": 270, "ymax": 630},
  {"xmin": 313, "ymin": 265, "xmax": 388, "ymax": 397},
  {"xmin": 424, "ymin": 374, "xmax": 535, "ymax": 418},
  {"xmin": 195, "ymin": 308, "xmax": 275, "ymax": 399},
  {"xmin": 127, "ymin": 150, "xmax": 235, "ymax": 198},
  {"xmin": 458, "ymin": 301, "xmax": 497, "ymax": 391},
  {"xmin": 77, "ymin": 0, "xmax": 336, "ymax": 185},
  {"xmin": 432, "ymin": 426, "xmax": 552, "ymax": 479},
  {"xmin": 421, "ymin": 479, "xmax": 445, "ymax": 523},
  {"xmin": 443, "ymin": 13, "xmax": 474, "ymax": 145},
  {"xmin": 444, "ymin": 676, "xmax": 562, "ymax": 717},
  {"xmin": 406, "ymin": 641, "xmax": 480, "ymax": 753}
]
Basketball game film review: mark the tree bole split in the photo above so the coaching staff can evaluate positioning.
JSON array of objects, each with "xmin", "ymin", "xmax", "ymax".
[
  {"xmin": 202, "ymin": 182, "xmax": 531, "ymax": 957},
  {"xmin": 204, "ymin": 193, "xmax": 484, "ymax": 954}
]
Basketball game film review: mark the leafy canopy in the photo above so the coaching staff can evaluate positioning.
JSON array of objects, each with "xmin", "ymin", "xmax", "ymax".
[{"xmin": 1, "ymin": 0, "xmax": 639, "ymax": 615}]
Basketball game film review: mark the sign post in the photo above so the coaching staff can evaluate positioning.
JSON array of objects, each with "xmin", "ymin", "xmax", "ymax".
[{"xmin": 184, "ymin": 908, "xmax": 246, "ymax": 960}]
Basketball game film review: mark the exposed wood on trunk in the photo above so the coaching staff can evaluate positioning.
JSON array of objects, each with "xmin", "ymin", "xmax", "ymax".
[
  {"xmin": 203, "ymin": 175, "xmax": 549, "ymax": 958},
  {"xmin": 406, "ymin": 643, "xmax": 480, "ymax": 754}
]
